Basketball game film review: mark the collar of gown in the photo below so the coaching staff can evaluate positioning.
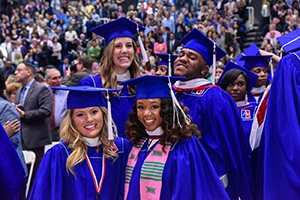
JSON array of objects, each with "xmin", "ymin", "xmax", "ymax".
[{"xmin": 174, "ymin": 78, "xmax": 211, "ymax": 89}]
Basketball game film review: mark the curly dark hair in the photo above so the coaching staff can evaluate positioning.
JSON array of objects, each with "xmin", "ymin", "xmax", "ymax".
[{"xmin": 126, "ymin": 98, "xmax": 201, "ymax": 148}]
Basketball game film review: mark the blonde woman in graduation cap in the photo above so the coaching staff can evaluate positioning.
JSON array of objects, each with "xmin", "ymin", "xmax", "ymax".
[{"xmin": 29, "ymin": 86, "xmax": 130, "ymax": 200}]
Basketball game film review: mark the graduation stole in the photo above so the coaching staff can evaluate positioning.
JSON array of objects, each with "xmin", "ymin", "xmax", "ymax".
[{"xmin": 124, "ymin": 138, "xmax": 171, "ymax": 200}]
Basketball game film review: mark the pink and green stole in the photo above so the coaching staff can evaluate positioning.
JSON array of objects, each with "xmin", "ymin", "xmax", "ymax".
[{"xmin": 124, "ymin": 138, "xmax": 171, "ymax": 200}]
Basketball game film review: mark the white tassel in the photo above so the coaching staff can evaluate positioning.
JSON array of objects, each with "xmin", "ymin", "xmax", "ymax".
[
  {"xmin": 137, "ymin": 24, "xmax": 148, "ymax": 63},
  {"xmin": 168, "ymin": 54, "xmax": 171, "ymax": 76},
  {"xmin": 269, "ymin": 59, "xmax": 274, "ymax": 79},
  {"xmin": 279, "ymin": 47, "xmax": 283, "ymax": 58},
  {"xmin": 212, "ymin": 43, "xmax": 217, "ymax": 84},
  {"xmin": 106, "ymin": 91, "xmax": 114, "ymax": 140},
  {"xmin": 167, "ymin": 77, "xmax": 191, "ymax": 128}
]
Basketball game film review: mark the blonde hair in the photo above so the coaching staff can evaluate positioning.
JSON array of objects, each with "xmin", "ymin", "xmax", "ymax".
[
  {"xmin": 6, "ymin": 82, "xmax": 21, "ymax": 96},
  {"xmin": 5, "ymin": 75, "xmax": 17, "ymax": 85},
  {"xmin": 60, "ymin": 107, "xmax": 118, "ymax": 175},
  {"xmin": 99, "ymin": 38, "xmax": 141, "ymax": 94}
]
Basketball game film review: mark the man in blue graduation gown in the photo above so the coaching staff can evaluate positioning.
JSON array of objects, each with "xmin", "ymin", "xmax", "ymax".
[
  {"xmin": 173, "ymin": 28, "xmax": 253, "ymax": 200},
  {"xmin": 255, "ymin": 51, "xmax": 300, "ymax": 200}
]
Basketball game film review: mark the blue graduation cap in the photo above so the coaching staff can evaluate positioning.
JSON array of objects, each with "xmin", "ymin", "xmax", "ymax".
[
  {"xmin": 90, "ymin": 17, "xmax": 145, "ymax": 45},
  {"xmin": 217, "ymin": 61, "xmax": 258, "ymax": 93},
  {"xmin": 51, "ymin": 86, "xmax": 119, "ymax": 140},
  {"xmin": 180, "ymin": 28, "xmax": 226, "ymax": 66},
  {"xmin": 240, "ymin": 55, "xmax": 272, "ymax": 70},
  {"xmin": 235, "ymin": 43, "xmax": 260, "ymax": 67},
  {"xmin": 52, "ymin": 86, "xmax": 118, "ymax": 109},
  {"xmin": 277, "ymin": 28, "xmax": 300, "ymax": 53},
  {"xmin": 119, "ymin": 75, "xmax": 185, "ymax": 99},
  {"xmin": 156, "ymin": 53, "xmax": 178, "ymax": 76}
]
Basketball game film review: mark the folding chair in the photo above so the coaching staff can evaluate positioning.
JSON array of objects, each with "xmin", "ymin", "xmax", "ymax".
[
  {"xmin": 45, "ymin": 142, "xmax": 59, "ymax": 153},
  {"xmin": 22, "ymin": 150, "xmax": 36, "ymax": 198}
]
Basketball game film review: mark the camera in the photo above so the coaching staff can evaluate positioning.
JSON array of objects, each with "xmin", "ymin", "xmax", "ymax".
[
  {"xmin": 66, "ymin": 60, "xmax": 78, "ymax": 73},
  {"xmin": 17, "ymin": 105, "xmax": 24, "ymax": 111}
]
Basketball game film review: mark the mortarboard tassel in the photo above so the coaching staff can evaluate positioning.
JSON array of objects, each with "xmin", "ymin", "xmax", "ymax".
[
  {"xmin": 168, "ymin": 54, "xmax": 171, "ymax": 76},
  {"xmin": 167, "ymin": 77, "xmax": 191, "ymax": 128},
  {"xmin": 105, "ymin": 90, "xmax": 114, "ymax": 140},
  {"xmin": 137, "ymin": 24, "xmax": 149, "ymax": 63},
  {"xmin": 211, "ymin": 43, "xmax": 217, "ymax": 84},
  {"xmin": 269, "ymin": 59, "xmax": 274, "ymax": 79}
]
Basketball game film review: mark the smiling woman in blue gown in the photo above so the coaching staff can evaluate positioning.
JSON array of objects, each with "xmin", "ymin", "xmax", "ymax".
[
  {"xmin": 78, "ymin": 18, "xmax": 145, "ymax": 138},
  {"xmin": 29, "ymin": 87, "xmax": 129, "ymax": 200},
  {"xmin": 120, "ymin": 75, "xmax": 229, "ymax": 200}
]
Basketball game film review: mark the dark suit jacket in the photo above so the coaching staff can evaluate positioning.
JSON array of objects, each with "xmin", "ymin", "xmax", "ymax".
[
  {"xmin": 15, "ymin": 80, "xmax": 52, "ymax": 149},
  {"xmin": 62, "ymin": 69, "xmax": 92, "ymax": 86},
  {"xmin": 138, "ymin": 11, "xmax": 147, "ymax": 22},
  {"xmin": 167, "ymin": 39, "xmax": 181, "ymax": 54}
]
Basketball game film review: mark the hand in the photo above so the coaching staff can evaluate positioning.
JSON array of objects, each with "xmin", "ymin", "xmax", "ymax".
[
  {"xmin": 3, "ymin": 119, "xmax": 20, "ymax": 137},
  {"xmin": 15, "ymin": 105, "xmax": 25, "ymax": 118},
  {"xmin": 66, "ymin": 66, "xmax": 71, "ymax": 76}
]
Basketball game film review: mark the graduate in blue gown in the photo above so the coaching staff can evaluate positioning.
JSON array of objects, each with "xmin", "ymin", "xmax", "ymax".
[
  {"xmin": 78, "ymin": 18, "xmax": 146, "ymax": 138},
  {"xmin": 29, "ymin": 86, "xmax": 130, "ymax": 200},
  {"xmin": 239, "ymin": 55, "xmax": 272, "ymax": 106},
  {"xmin": 172, "ymin": 28, "xmax": 253, "ymax": 200},
  {"xmin": 120, "ymin": 75, "xmax": 229, "ymax": 200},
  {"xmin": 218, "ymin": 61, "xmax": 259, "ymax": 145},
  {"xmin": 254, "ymin": 29, "xmax": 300, "ymax": 200},
  {"xmin": 0, "ymin": 123, "xmax": 25, "ymax": 200},
  {"xmin": 155, "ymin": 53, "xmax": 177, "ymax": 76}
]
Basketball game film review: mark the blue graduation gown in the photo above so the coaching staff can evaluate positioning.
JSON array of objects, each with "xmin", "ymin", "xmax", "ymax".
[
  {"xmin": 175, "ymin": 85, "xmax": 253, "ymax": 200},
  {"xmin": 29, "ymin": 137, "xmax": 130, "ymax": 200},
  {"xmin": 78, "ymin": 76, "xmax": 135, "ymax": 138},
  {"xmin": 126, "ymin": 136, "xmax": 230, "ymax": 200},
  {"xmin": 255, "ymin": 51, "xmax": 300, "ymax": 199},
  {"xmin": 0, "ymin": 124, "xmax": 26, "ymax": 200}
]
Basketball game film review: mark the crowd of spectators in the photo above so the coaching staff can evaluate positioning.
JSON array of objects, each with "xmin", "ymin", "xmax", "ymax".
[
  {"xmin": 0, "ymin": 0, "xmax": 252, "ymax": 79},
  {"xmin": 0, "ymin": 0, "xmax": 299, "ymax": 79},
  {"xmin": 261, "ymin": 0, "xmax": 300, "ymax": 55}
]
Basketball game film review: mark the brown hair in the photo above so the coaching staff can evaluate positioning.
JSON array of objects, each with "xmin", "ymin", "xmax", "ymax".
[
  {"xmin": 99, "ymin": 38, "xmax": 141, "ymax": 94},
  {"xmin": 6, "ymin": 82, "xmax": 22, "ymax": 97}
]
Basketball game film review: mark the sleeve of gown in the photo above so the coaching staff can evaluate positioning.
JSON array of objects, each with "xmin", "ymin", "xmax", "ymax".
[
  {"xmin": 204, "ymin": 89, "xmax": 253, "ymax": 200},
  {"xmin": 0, "ymin": 124, "xmax": 25, "ymax": 200},
  {"xmin": 28, "ymin": 143, "xmax": 69, "ymax": 200},
  {"xmin": 170, "ymin": 136, "xmax": 230, "ymax": 200}
]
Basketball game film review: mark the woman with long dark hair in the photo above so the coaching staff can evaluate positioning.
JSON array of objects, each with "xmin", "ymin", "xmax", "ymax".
[{"xmin": 121, "ymin": 75, "xmax": 229, "ymax": 199}]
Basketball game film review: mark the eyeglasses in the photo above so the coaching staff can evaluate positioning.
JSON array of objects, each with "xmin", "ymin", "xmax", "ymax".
[{"xmin": 16, "ymin": 68, "xmax": 28, "ymax": 72}]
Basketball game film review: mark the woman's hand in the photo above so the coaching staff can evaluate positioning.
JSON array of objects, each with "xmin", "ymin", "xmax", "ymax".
[{"xmin": 3, "ymin": 119, "xmax": 20, "ymax": 137}]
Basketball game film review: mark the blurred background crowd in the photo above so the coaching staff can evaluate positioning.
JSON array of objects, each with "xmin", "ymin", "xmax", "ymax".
[{"xmin": 0, "ymin": 0, "xmax": 298, "ymax": 80}]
